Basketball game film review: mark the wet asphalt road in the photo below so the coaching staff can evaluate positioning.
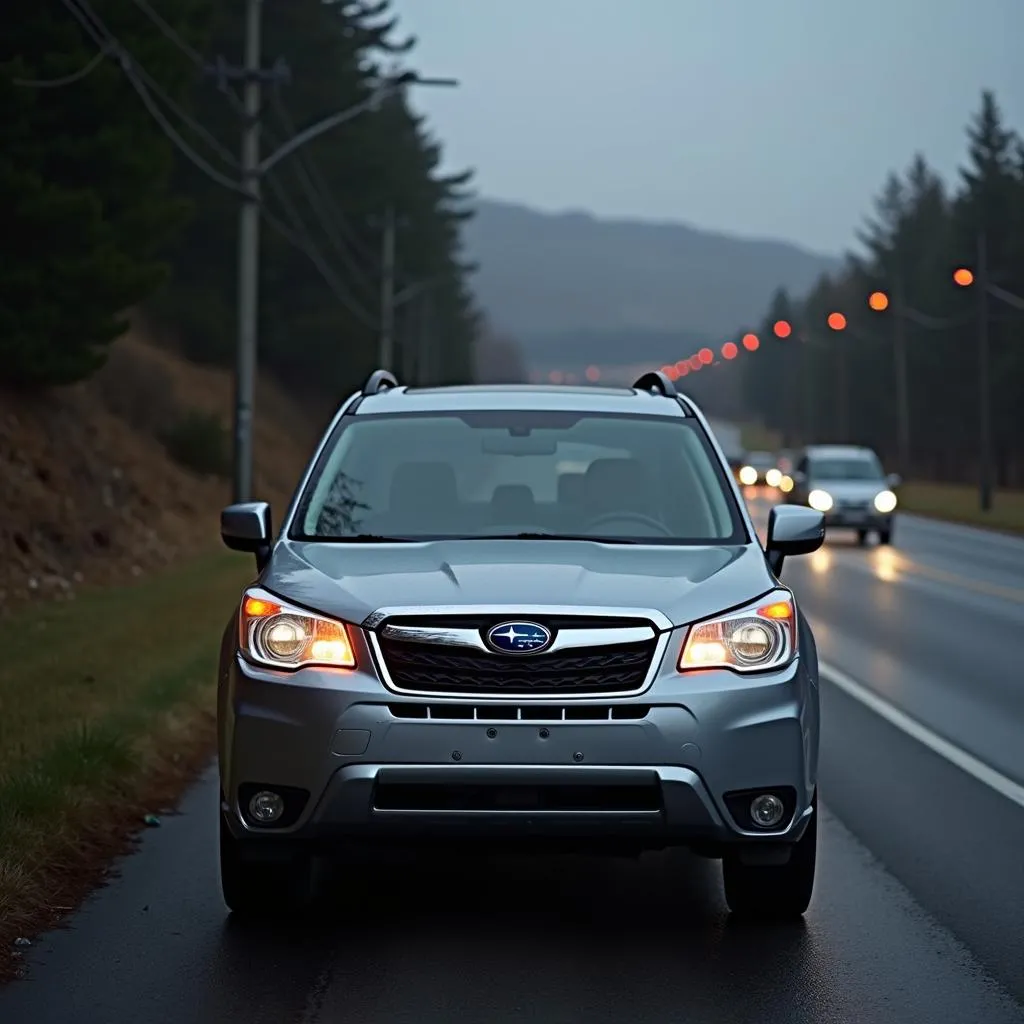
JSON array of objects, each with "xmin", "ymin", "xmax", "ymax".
[{"xmin": 3, "ymin": 495, "xmax": 1024, "ymax": 1024}]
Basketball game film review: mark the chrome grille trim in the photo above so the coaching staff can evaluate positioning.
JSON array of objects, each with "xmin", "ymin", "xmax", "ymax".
[
  {"xmin": 362, "ymin": 604, "xmax": 674, "ymax": 632},
  {"xmin": 380, "ymin": 623, "xmax": 656, "ymax": 653},
  {"xmin": 368, "ymin": 624, "xmax": 670, "ymax": 700}
]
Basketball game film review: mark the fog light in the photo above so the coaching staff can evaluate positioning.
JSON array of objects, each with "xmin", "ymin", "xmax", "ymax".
[
  {"xmin": 749, "ymin": 793, "xmax": 785, "ymax": 829},
  {"xmin": 248, "ymin": 790, "xmax": 284, "ymax": 823}
]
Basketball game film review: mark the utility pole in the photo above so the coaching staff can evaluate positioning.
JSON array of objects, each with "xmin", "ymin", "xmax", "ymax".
[
  {"xmin": 231, "ymin": 0, "xmax": 263, "ymax": 505},
  {"xmin": 892, "ymin": 276, "xmax": 911, "ymax": 475},
  {"xmin": 378, "ymin": 204, "xmax": 396, "ymax": 368},
  {"xmin": 977, "ymin": 229, "xmax": 993, "ymax": 512}
]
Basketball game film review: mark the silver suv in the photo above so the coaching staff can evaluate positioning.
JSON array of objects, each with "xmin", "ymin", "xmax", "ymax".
[
  {"xmin": 786, "ymin": 444, "xmax": 901, "ymax": 545},
  {"xmin": 218, "ymin": 370, "xmax": 826, "ymax": 920}
]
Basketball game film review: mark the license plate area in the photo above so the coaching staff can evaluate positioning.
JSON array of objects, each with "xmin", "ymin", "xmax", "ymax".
[{"xmin": 383, "ymin": 720, "xmax": 649, "ymax": 765}]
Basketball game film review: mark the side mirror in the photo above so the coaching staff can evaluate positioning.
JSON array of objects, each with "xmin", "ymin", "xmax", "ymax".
[
  {"xmin": 765, "ymin": 504, "xmax": 825, "ymax": 575},
  {"xmin": 886, "ymin": 473, "xmax": 902, "ymax": 489},
  {"xmin": 221, "ymin": 501, "xmax": 272, "ymax": 570}
]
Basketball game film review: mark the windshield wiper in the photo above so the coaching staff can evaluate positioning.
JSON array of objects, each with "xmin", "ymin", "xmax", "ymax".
[{"xmin": 472, "ymin": 532, "xmax": 640, "ymax": 543}]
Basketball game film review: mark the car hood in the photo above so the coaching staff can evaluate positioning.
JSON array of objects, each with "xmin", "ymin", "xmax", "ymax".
[
  {"xmin": 811, "ymin": 479, "xmax": 888, "ymax": 501},
  {"xmin": 262, "ymin": 539, "xmax": 775, "ymax": 630}
]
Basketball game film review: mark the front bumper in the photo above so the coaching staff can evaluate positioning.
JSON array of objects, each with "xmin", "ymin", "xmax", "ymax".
[
  {"xmin": 824, "ymin": 509, "xmax": 892, "ymax": 531},
  {"xmin": 219, "ymin": 629, "xmax": 819, "ymax": 852}
]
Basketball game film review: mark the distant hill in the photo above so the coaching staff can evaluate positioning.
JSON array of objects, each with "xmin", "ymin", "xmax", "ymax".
[{"xmin": 462, "ymin": 198, "xmax": 841, "ymax": 366}]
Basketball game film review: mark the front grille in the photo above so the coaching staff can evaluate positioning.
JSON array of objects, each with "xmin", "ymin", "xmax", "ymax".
[{"xmin": 375, "ymin": 618, "xmax": 659, "ymax": 696}]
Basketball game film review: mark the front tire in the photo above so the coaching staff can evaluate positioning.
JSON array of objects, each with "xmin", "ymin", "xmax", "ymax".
[
  {"xmin": 219, "ymin": 813, "xmax": 312, "ymax": 917},
  {"xmin": 877, "ymin": 524, "xmax": 893, "ymax": 545},
  {"xmin": 856, "ymin": 529, "xmax": 869, "ymax": 546},
  {"xmin": 722, "ymin": 793, "xmax": 817, "ymax": 920}
]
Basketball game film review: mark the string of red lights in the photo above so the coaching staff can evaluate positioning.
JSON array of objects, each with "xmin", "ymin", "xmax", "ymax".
[{"xmin": 540, "ymin": 267, "xmax": 980, "ymax": 385}]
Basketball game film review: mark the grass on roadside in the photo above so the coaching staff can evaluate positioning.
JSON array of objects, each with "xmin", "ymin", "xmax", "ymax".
[
  {"xmin": 0, "ymin": 550, "xmax": 254, "ymax": 972},
  {"xmin": 899, "ymin": 481, "xmax": 1024, "ymax": 535}
]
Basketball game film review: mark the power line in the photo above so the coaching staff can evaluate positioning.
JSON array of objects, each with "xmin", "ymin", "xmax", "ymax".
[
  {"xmin": 268, "ymin": 85, "xmax": 381, "ymax": 297},
  {"xmin": 127, "ymin": 0, "xmax": 206, "ymax": 67},
  {"xmin": 60, "ymin": 0, "xmax": 245, "ymax": 194},
  {"xmin": 114, "ymin": 0, "xmax": 384, "ymax": 316},
  {"xmin": 261, "ymin": 171, "xmax": 379, "ymax": 328},
  {"xmin": 65, "ymin": 0, "xmax": 240, "ymax": 169},
  {"xmin": 56, "ymin": 0, "xmax": 379, "ymax": 323},
  {"xmin": 119, "ymin": 0, "xmax": 387, "ymax": 297},
  {"xmin": 12, "ymin": 46, "xmax": 112, "ymax": 88},
  {"xmin": 121, "ymin": 59, "xmax": 248, "ymax": 194},
  {"xmin": 261, "ymin": 197, "xmax": 379, "ymax": 329}
]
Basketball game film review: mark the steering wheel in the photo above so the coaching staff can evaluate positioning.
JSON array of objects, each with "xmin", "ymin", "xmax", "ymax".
[{"xmin": 584, "ymin": 511, "xmax": 674, "ymax": 537}]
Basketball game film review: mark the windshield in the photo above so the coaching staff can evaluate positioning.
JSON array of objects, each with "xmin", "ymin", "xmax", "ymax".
[
  {"xmin": 809, "ymin": 455, "xmax": 884, "ymax": 481},
  {"xmin": 290, "ymin": 410, "xmax": 747, "ymax": 544}
]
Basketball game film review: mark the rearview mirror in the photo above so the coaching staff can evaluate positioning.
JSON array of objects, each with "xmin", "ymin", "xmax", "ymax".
[
  {"xmin": 221, "ymin": 501, "xmax": 272, "ymax": 570},
  {"xmin": 481, "ymin": 434, "xmax": 557, "ymax": 455},
  {"xmin": 765, "ymin": 505, "xmax": 824, "ymax": 575},
  {"xmin": 886, "ymin": 473, "xmax": 902, "ymax": 489}
]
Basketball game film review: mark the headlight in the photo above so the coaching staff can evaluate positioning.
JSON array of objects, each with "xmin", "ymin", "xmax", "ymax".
[
  {"xmin": 738, "ymin": 465, "xmax": 758, "ymax": 486},
  {"xmin": 807, "ymin": 489, "xmax": 833, "ymax": 512},
  {"xmin": 873, "ymin": 489, "xmax": 897, "ymax": 513},
  {"xmin": 765, "ymin": 468, "xmax": 782, "ymax": 488},
  {"xmin": 239, "ymin": 588, "xmax": 356, "ymax": 670},
  {"xmin": 779, "ymin": 474, "xmax": 794, "ymax": 493},
  {"xmin": 679, "ymin": 591, "xmax": 795, "ymax": 673}
]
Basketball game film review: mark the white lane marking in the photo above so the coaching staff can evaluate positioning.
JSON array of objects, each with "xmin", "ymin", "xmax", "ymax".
[{"xmin": 819, "ymin": 660, "xmax": 1024, "ymax": 810}]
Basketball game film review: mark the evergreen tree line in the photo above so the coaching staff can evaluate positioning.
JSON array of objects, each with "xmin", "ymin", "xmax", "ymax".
[
  {"xmin": 1, "ymin": 0, "xmax": 478, "ymax": 406},
  {"xmin": 733, "ymin": 92, "xmax": 1024, "ymax": 486}
]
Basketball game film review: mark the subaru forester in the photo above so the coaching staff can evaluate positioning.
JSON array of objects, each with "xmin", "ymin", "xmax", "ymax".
[{"xmin": 217, "ymin": 370, "xmax": 826, "ymax": 920}]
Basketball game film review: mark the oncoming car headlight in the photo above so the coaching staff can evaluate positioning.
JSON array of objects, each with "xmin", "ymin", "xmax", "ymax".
[
  {"xmin": 239, "ymin": 588, "xmax": 356, "ymax": 670},
  {"xmin": 738, "ymin": 465, "xmax": 758, "ymax": 486},
  {"xmin": 807, "ymin": 489, "xmax": 833, "ymax": 512},
  {"xmin": 679, "ymin": 591, "xmax": 795, "ymax": 673},
  {"xmin": 873, "ymin": 489, "xmax": 897, "ymax": 513}
]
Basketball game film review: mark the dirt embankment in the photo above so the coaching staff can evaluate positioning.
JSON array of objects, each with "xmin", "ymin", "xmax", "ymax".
[{"xmin": 0, "ymin": 324, "xmax": 321, "ymax": 614}]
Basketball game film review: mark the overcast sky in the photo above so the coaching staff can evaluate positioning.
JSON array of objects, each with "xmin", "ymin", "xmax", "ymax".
[{"xmin": 395, "ymin": 0, "xmax": 1023, "ymax": 255}]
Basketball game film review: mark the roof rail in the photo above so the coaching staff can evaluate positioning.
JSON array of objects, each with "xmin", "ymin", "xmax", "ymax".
[
  {"xmin": 632, "ymin": 370, "xmax": 677, "ymax": 398},
  {"xmin": 361, "ymin": 369, "xmax": 399, "ymax": 396}
]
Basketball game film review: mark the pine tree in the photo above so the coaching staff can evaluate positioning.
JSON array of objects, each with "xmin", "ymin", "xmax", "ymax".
[{"xmin": 0, "ymin": 1, "xmax": 204, "ymax": 386}]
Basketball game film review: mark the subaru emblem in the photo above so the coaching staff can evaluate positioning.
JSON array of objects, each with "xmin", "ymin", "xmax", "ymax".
[{"xmin": 485, "ymin": 620, "xmax": 553, "ymax": 655}]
